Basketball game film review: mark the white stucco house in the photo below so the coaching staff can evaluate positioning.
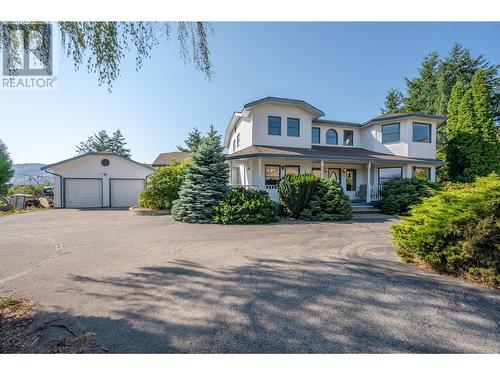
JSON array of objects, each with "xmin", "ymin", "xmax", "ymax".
[
  {"xmin": 224, "ymin": 97, "xmax": 445, "ymax": 202},
  {"xmin": 42, "ymin": 152, "xmax": 153, "ymax": 208}
]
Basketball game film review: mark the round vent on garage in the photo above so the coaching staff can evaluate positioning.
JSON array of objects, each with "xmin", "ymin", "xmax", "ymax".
[{"xmin": 101, "ymin": 158, "xmax": 110, "ymax": 167}]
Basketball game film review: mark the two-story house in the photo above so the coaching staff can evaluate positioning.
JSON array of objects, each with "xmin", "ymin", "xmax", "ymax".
[{"xmin": 224, "ymin": 97, "xmax": 445, "ymax": 202}]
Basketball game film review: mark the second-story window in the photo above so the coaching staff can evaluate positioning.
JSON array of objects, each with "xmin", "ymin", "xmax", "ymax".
[
  {"xmin": 343, "ymin": 130, "xmax": 354, "ymax": 146},
  {"xmin": 232, "ymin": 139, "xmax": 236, "ymax": 151},
  {"xmin": 312, "ymin": 127, "xmax": 320, "ymax": 144},
  {"xmin": 268, "ymin": 116, "xmax": 281, "ymax": 136},
  {"xmin": 382, "ymin": 123, "xmax": 400, "ymax": 143},
  {"xmin": 412, "ymin": 122, "xmax": 431, "ymax": 143},
  {"xmin": 287, "ymin": 118, "xmax": 300, "ymax": 137},
  {"xmin": 236, "ymin": 133, "xmax": 240, "ymax": 148},
  {"xmin": 326, "ymin": 129, "xmax": 338, "ymax": 145}
]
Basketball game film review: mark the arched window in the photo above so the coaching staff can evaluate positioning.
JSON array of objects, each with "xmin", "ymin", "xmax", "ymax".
[{"xmin": 326, "ymin": 129, "xmax": 338, "ymax": 145}]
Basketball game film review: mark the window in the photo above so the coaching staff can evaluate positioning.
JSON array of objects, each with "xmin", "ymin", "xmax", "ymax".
[
  {"xmin": 378, "ymin": 167, "xmax": 402, "ymax": 185},
  {"xmin": 265, "ymin": 165, "xmax": 280, "ymax": 185},
  {"xmin": 343, "ymin": 130, "xmax": 354, "ymax": 146},
  {"xmin": 287, "ymin": 118, "xmax": 300, "ymax": 137},
  {"xmin": 326, "ymin": 129, "xmax": 338, "ymax": 145},
  {"xmin": 412, "ymin": 166, "xmax": 431, "ymax": 181},
  {"xmin": 236, "ymin": 133, "xmax": 240, "ymax": 147},
  {"xmin": 312, "ymin": 127, "xmax": 320, "ymax": 144},
  {"xmin": 284, "ymin": 166, "xmax": 300, "ymax": 176},
  {"xmin": 412, "ymin": 122, "xmax": 431, "ymax": 143},
  {"xmin": 232, "ymin": 139, "xmax": 236, "ymax": 151},
  {"xmin": 382, "ymin": 123, "xmax": 400, "ymax": 143},
  {"xmin": 312, "ymin": 168, "xmax": 321, "ymax": 178},
  {"xmin": 346, "ymin": 169, "xmax": 356, "ymax": 191},
  {"xmin": 268, "ymin": 116, "xmax": 281, "ymax": 136}
]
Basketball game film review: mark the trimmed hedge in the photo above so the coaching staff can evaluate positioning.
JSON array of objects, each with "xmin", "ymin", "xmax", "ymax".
[
  {"xmin": 391, "ymin": 173, "xmax": 500, "ymax": 287},
  {"xmin": 211, "ymin": 187, "xmax": 278, "ymax": 224},
  {"xmin": 379, "ymin": 177, "xmax": 435, "ymax": 215},
  {"xmin": 278, "ymin": 174, "xmax": 318, "ymax": 218},
  {"xmin": 138, "ymin": 161, "xmax": 187, "ymax": 210},
  {"xmin": 300, "ymin": 179, "xmax": 352, "ymax": 221}
]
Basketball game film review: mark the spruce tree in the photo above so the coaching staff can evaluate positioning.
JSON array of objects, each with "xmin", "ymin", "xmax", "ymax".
[
  {"xmin": 0, "ymin": 139, "xmax": 14, "ymax": 196},
  {"xmin": 177, "ymin": 126, "xmax": 204, "ymax": 153},
  {"xmin": 381, "ymin": 89, "xmax": 404, "ymax": 114},
  {"xmin": 110, "ymin": 129, "xmax": 131, "ymax": 158},
  {"xmin": 172, "ymin": 125, "xmax": 229, "ymax": 223},
  {"xmin": 75, "ymin": 129, "xmax": 131, "ymax": 157}
]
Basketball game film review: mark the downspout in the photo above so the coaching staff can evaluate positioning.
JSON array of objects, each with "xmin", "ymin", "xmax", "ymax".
[{"xmin": 44, "ymin": 170, "xmax": 64, "ymax": 208}]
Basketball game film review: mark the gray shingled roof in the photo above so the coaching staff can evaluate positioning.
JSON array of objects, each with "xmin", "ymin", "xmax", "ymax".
[
  {"xmin": 225, "ymin": 145, "xmax": 445, "ymax": 165},
  {"xmin": 152, "ymin": 151, "xmax": 192, "ymax": 166}
]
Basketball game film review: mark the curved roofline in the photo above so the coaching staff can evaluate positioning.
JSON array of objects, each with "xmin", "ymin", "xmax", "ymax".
[
  {"xmin": 362, "ymin": 112, "xmax": 446, "ymax": 126},
  {"xmin": 42, "ymin": 152, "xmax": 153, "ymax": 171}
]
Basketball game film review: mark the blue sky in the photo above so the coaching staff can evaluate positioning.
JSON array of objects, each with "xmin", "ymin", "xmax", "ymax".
[{"xmin": 1, "ymin": 22, "xmax": 499, "ymax": 164}]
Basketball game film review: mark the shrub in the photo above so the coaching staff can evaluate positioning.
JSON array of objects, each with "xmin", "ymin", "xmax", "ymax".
[
  {"xmin": 300, "ymin": 179, "xmax": 352, "ymax": 221},
  {"xmin": 138, "ymin": 161, "xmax": 187, "ymax": 210},
  {"xmin": 379, "ymin": 177, "xmax": 435, "ymax": 215},
  {"xmin": 8, "ymin": 184, "xmax": 48, "ymax": 197},
  {"xmin": 391, "ymin": 173, "xmax": 500, "ymax": 287},
  {"xmin": 278, "ymin": 174, "xmax": 318, "ymax": 218},
  {"xmin": 211, "ymin": 187, "xmax": 278, "ymax": 224}
]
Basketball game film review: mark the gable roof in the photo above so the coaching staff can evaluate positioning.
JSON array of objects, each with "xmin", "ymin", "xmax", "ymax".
[
  {"xmin": 152, "ymin": 151, "xmax": 192, "ymax": 167},
  {"xmin": 42, "ymin": 152, "xmax": 153, "ymax": 171},
  {"xmin": 243, "ymin": 97, "xmax": 325, "ymax": 118},
  {"xmin": 226, "ymin": 144, "xmax": 445, "ymax": 165}
]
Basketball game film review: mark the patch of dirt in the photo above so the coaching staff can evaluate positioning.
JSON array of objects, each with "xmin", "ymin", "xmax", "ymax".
[{"xmin": 0, "ymin": 297, "xmax": 103, "ymax": 353}]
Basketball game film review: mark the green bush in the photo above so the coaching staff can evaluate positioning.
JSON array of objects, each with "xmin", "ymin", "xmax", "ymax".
[
  {"xmin": 391, "ymin": 173, "xmax": 500, "ymax": 287},
  {"xmin": 211, "ymin": 187, "xmax": 278, "ymax": 224},
  {"xmin": 138, "ymin": 161, "xmax": 187, "ymax": 210},
  {"xmin": 8, "ymin": 184, "xmax": 48, "ymax": 197},
  {"xmin": 278, "ymin": 174, "xmax": 318, "ymax": 218},
  {"xmin": 380, "ymin": 177, "xmax": 435, "ymax": 215},
  {"xmin": 300, "ymin": 179, "xmax": 352, "ymax": 221}
]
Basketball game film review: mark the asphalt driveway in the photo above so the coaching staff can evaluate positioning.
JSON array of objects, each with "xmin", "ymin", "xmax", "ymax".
[{"xmin": 0, "ymin": 209, "xmax": 499, "ymax": 353}]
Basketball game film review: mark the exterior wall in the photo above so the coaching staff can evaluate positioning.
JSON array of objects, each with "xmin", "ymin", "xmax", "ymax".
[
  {"xmin": 228, "ymin": 114, "xmax": 253, "ymax": 154},
  {"xmin": 311, "ymin": 123, "xmax": 360, "ymax": 147},
  {"xmin": 48, "ymin": 154, "xmax": 152, "ymax": 208},
  {"xmin": 251, "ymin": 103, "xmax": 315, "ymax": 149},
  {"xmin": 361, "ymin": 118, "xmax": 438, "ymax": 159}
]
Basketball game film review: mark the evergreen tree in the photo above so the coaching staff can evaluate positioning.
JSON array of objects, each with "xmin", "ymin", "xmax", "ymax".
[
  {"xmin": 109, "ymin": 129, "xmax": 131, "ymax": 157},
  {"xmin": 177, "ymin": 127, "xmax": 204, "ymax": 153},
  {"xmin": 0, "ymin": 139, "xmax": 14, "ymax": 196},
  {"xmin": 172, "ymin": 125, "xmax": 229, "ymax": 223},
  {"xmin": 381, "ymin": 89, "xmax": 404, "ymax": 114},
  {"xmin": 75, "ymin": 129, "xmax": 131, "ymax": 157}
]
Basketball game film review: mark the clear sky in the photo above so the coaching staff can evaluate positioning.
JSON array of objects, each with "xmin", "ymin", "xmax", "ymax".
[{"xmin": 1, "ymin": 22, "xmax": 499, "ymax": 164}]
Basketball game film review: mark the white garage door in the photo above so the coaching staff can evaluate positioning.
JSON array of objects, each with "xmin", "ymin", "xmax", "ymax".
[
  {"xmin": 110, "ymin": 179, "xmax": 145, "ymax": 208},
  {"xmin": 65, "ymin": 179, "xmax": 102, "ymax": 208}
]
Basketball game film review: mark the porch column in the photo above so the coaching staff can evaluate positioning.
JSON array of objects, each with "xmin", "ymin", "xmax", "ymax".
[
  {"xmin": 258, "ymin": 158, "xmax": 263, "ymax": 185},
  {"xmin": 366, "ymin": 162, "xmax": 372, "ymax": 203},
  {"xmin": 228, "ymin": 160, "xmax": 232, "ymax": 185},
  {"xmin": 320, "ymin": 160, "xmax": 324, "ymax": 178}
]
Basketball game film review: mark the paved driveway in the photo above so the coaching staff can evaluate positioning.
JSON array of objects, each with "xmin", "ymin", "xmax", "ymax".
[{"xmin": 0, "ymin": 209, "xmax": 499, "ymax": 353}]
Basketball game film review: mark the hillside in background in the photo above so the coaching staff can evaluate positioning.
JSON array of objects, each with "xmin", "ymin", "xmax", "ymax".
[{"xmin": 10, "ymin": 163, "xmax": 50, "ymax": 185}]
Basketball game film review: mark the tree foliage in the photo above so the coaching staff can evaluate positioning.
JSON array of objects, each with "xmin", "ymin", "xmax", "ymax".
[
  {"xmin": 300, "ymin": 179, "xmax": 352, "ymax": 221},
  {"xmin": 379, "ymin": 178, "xmax": 435, "ymax": 215},
  {"xmin": 278, "ymin": 174, "xmax": 318, "ymax": 219},
  {"xmin": 0, "ymin": 22, "xmax": 213, "ymax": 91},
  {"xmin": 381, "ymin": 88, "xmax": 404, "ymax": 114},
  {"xmin": 177, "ymin": 126, "xmax": 204, "ymax": 153},
  {"xmin": 446, "ymin": 70, "xmax": 500, "ymax": 182},
  {"xmin": 0, "ymin": 139, "xmax": 14, "ymax": 196},
  {"xmin": 75, "ymin": 129, "xmax": 131, "ymax": 157},
  {"xmin": 172, "ymin": 125, "xmax": 229, "ymax": 223}
]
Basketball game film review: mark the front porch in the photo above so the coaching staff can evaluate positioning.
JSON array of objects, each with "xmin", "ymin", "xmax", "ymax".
[{"xmin": 229, "ymin": 157, "xmax": 436, "ymax": 203}]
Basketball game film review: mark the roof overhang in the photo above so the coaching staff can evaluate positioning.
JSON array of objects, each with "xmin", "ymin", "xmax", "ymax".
[
  {"xmin": 42, "ymin": 152, "xmax": 154, "ymax": 171},
  {"xmin": 362, "ymin": 113, "xmax": 447, "ymax": 127}
]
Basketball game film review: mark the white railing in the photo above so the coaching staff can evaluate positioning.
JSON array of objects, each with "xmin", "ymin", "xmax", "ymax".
[
  {"xmin": 369, "ymin": 185, "xmax": 383, "ymax": 201},
  {"xmin": 230, "ymin": 184, "xmax": 279, "ymax": 202}
]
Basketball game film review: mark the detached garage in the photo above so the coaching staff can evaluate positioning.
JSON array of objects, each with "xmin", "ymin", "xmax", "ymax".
[{"xmin": 42, "ymin": 152, "xmax": 153, "ymax": 208}]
